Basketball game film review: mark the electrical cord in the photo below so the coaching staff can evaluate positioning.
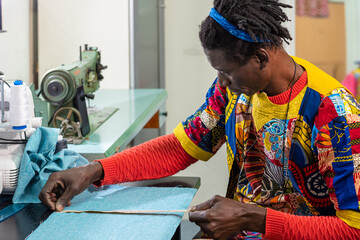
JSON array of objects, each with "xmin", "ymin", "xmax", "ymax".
[
  {"xmin": 1, "ymin": 79, "xmax": 11, "ymax": 88},
  {"xmin": 48, "ymin": 100, "xmax": 64, "ymax": 126},
  {"xmin": 0, "ymin": 137, "xmax": 27, "ymax": 142},
  {"xmin": 0, "ymin": 141, "xmax": 27, "ymax": 145},
  {"xmin": 0, "ymin": 131, "xmax": 28, "ymax": 144},
  {"xmin": 0, "ymin": 139, "xmax": 27, "ymax": 144},
  {"xmin": 36, "ymin": 88, "xmax": 42, "ymax": 97},
  {"xmin": 281, "ymin": 57, "xmax": 297, "ymax": 193}
]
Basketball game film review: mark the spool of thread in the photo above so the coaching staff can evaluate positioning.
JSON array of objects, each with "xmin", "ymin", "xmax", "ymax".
[{"xmin": 9, "ymin": 80, "xmax": 29, "ymax": 130}]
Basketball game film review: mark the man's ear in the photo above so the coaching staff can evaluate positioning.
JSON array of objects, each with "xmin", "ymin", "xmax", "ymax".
[{"xmin": 254, "ymin": 48, "xmax": 269, "ymax": 70}]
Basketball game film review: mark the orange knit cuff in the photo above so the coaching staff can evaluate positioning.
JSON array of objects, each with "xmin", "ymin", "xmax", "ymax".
[{"xmin": 263, "ymin": 208, "xmax": 285, "ymax": 240}]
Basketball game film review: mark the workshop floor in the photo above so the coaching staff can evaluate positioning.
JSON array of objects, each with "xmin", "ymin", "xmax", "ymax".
[{"xmin": 181, "ymin": 220, "xmax": 200, "ymax": 240}]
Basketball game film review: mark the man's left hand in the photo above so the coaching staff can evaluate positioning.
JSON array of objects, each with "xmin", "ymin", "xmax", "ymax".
[{"xmin": 188, "ymin": 195, "xmax": 267, "ymax": 240}]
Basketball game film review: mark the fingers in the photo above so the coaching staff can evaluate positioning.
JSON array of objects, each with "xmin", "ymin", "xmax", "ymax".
[
  {"xmin": 189, "ymin": 195, "xmax": 224, "ymax": 223},
  {"xmin": 38, "ymin": 173, "xmax": 75, "ymax": 211},
  {"xmin": 189, "ymin": 209, "xmax": 208, "ymax": 223},
  {"xmin": 39, "ymin": 181, "xmax": 75, "ymax": 212},
  {"xmin": 52, "ymin": 183, "xmax": 65, "ymax": 198},
  {"xmin": 189, "ymin": 195, "xmax": 242, "ymax": 240},
  {"xmin": 39, "ymin": 181, "xmax": 62, "ymax": 211},
  {"xmin": 39, "ymin": 164, "xmax": 101, "ymax": 212},
  {"xmin": 189, "ymin": 195, "xmax": 222, "ymax": 212},
  {"xmin": 55, "ymin": 187, "xmax": 77, "ymax": 212}
]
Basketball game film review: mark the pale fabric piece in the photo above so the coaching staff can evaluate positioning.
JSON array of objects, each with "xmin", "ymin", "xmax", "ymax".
[
  {"xmin": 200, "ymin": 110, "xmax": 219, "ymax": 130},
  {"xmin": 27, "ymin": 185, "xmax": 197, "ymax": 240},
  {"xmin": 353, "ymin": 153, "xmax": 360, "ymax": 173}
]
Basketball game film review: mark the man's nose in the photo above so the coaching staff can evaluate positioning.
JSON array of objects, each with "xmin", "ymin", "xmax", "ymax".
[{"xmin": 218, "ymin": 72, "xmax": 230, "ymax": 87}]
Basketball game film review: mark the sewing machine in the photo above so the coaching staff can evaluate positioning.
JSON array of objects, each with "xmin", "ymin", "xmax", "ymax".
[
  {"xmin": 0, "ymin": 45, "xmax": 106, "ymax": 194},
  {"xmin": 0, "ymin": 72, "xmax": 42, "ymax": 195},
  {"xmin": 38, "ymin": 44, "xmax": 107, "ymax": 142}
]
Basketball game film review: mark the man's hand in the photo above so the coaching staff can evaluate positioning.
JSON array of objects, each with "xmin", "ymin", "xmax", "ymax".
[
  {"xmin": 39, "ymin": 161, "xmax": 104, "ymax": 211},
  {"xmin": 188, "ymin": 195, "xmax": 267, "ymax": 240}
]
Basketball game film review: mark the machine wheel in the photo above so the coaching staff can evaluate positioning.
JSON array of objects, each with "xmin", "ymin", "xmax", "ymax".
[
  {"xmin": 52, "ymin": 107, "xmax": 83, "ymax": 137},
  {"xmin": 40, "ymin": 70, "xmax": 76, "ymax": 106}
]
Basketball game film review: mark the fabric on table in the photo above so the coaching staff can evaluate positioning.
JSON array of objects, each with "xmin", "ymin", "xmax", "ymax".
[
  {"xmin": 27, "ymin": 185, "xmax": 197, "ymax": 240},
  {"xmin": 12, "ymin": 127, "xmax": 88, "ymax": 203}
]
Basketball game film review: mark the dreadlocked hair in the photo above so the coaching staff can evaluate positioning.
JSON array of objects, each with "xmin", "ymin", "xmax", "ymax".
[{"xmin": 199, "ymin": 0, "xmax": 292, "ymax": 64}]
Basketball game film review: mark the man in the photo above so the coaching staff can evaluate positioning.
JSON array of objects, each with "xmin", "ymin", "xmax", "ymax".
[{"xmin": 40, "ymin": 0, "xmax": 360, "ymax": 239}]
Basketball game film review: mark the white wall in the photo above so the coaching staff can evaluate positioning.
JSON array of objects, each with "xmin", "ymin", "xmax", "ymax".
[
  {"xmin": 282, "ymin": 0, "xmax": 296, "ymax": 55},
  {"xmin": 38, "ymin": 0, "xmax": 129, "ymax": 89},
  {"xmin": 0, "ymin": 0, "xmax": 30, "ymax": 83},
  {"xmin": 164, "ymin": 0, "xmax": 227, "ymax": 208},
  {"xmin": 345, "ymin": 0, "xmax": 360, "ymax": 73}
]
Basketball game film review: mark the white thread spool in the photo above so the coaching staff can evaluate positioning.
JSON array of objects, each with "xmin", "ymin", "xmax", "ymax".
[{"xmin": 9, "ymin": 80, "xmax": 29, "ymax": 130}]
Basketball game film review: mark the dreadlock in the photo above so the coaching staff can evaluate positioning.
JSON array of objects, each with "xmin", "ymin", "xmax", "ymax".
[{"xmin": 199, "ymin": 0, "xmax": 292, "ymax": 64}]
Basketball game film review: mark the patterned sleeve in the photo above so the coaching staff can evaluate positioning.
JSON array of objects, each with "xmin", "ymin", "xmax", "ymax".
[
  {"xmin": 173, "ymin": 78, "xmax": 228, "ymax": 161},
  {"xmin": 313, "ymin": 88, "xmax": 360, "ymax": 229}
]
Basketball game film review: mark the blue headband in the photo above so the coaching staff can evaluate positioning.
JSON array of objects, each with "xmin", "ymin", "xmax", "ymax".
[{"xmin": 209, "ymin": 8, "xmax": 264, "ymax": 43}]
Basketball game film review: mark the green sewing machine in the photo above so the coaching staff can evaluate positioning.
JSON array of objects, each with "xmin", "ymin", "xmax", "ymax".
[{"xmin": 35, "ymin": 44, "xmax": 107, "ymax": 142}]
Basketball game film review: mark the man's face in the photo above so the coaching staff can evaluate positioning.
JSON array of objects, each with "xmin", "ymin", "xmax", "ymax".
[{"xmin": 204, "ymin": 48, "xmax": 268, "ymax": 96}]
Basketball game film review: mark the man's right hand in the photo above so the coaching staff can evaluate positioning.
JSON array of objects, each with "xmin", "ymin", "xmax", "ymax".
[{"xmin": 38, "ymin": 161, "xmax": 104, "ymax": 211}]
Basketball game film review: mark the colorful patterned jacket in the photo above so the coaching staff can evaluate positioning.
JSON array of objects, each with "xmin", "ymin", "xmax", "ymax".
[{"xmin": 173, "ymin": 56, "xmax": 360, "ymax": 229}]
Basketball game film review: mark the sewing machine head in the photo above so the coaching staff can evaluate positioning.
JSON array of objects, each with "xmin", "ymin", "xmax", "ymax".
[
  {"xmin": 39, "ymin": 44, "xmax": 107, "ymax": 141},
  {"xmin": 41, "ymin": 44, "xmax": 107, "ymax": 106}
]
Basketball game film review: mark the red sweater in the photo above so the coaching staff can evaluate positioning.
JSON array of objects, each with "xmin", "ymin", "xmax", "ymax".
[{"xmin": 96, "ymin": 134, "xmax": 360, "ymax": 239}]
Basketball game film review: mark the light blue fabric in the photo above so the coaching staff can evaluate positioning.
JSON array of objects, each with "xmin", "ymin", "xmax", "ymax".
[
  {"xmin": 12, "ymin": 127, "xmax": 88, "ymax": 203},
  {"xmin": 27, "ymin": 185, "xmax": 197, "ymax": 240}
]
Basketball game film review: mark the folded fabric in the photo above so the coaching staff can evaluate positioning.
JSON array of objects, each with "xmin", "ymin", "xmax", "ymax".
[{"xmin": 13, "ymin": 127, "xmax": 88, "ymax": 203}]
